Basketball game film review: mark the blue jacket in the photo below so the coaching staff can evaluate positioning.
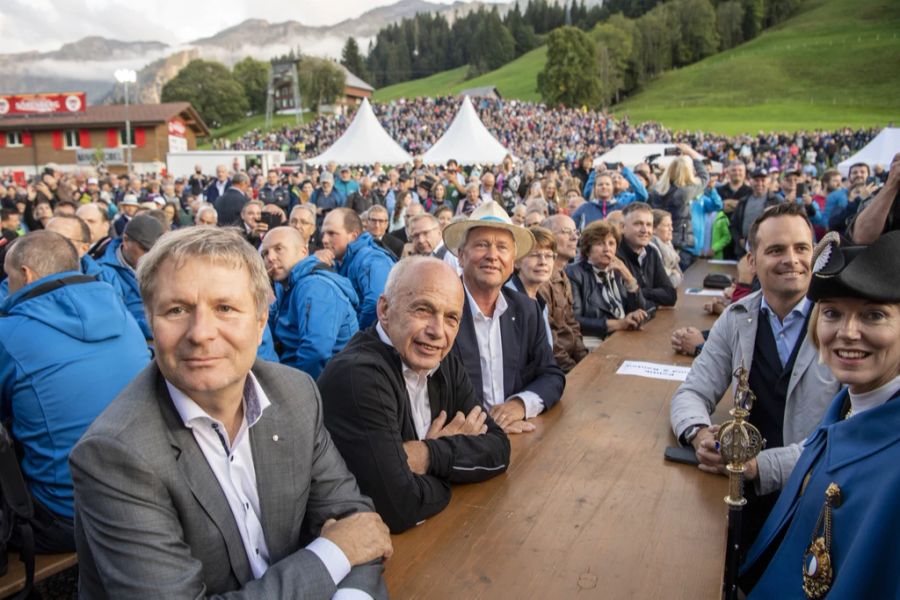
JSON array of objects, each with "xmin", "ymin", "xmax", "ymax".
[
  {"xmin": 0, "ymin": 254, "xmax": 104, "ymax": 304},
  {"xmin": 269, "ymin": 256, "xmax": 359, "ymax": 378},
  {"xmin": 743, "ymin": 387, "xmax": 900, "ymax": 598},
  {"xmin": 0, "ymin": 271, "xmax": 150, "ymax": 518},
  {"xmin": 334, "ymin": 232, "xmax": 396, "ymax": 329},
  {"xmin": 257, "ymin": 323, "xmax": 279, "ymax": 362},
  {"xmin": 687, "ymin": 187, "xmax": 723, "ymax": 256},
  {"xmin": 96, "ymin": 238, "xmax": 151, "ymax": 339},
  {"xmin": 823, "ymin": 188, "xmax": 848, "ymax": 223},
  {"xmin": 333, "ymin": 178, "xmax": 360, "ymax": 200},
  {"xmin": 582, "ymin": 166, "xmax": 648, "ymax": 204}
]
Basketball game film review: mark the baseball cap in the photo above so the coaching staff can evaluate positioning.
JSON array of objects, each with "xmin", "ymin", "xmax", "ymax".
[
  {"xmin": 123, "ymin": 214, "xmax": 165, "ymax": 250},
  {"xmin": 750, "ymin": 168, "xmax": 768, "ymax": 179},
  {"xmin": 319, "ymin": 171, "xmax": 334, "ymax": 184},
  {"xmin": 120, "ymin": 194, "xmax": 140, "ymax": 206}
]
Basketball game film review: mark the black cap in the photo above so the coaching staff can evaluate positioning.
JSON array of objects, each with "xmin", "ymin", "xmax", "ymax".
[
  {"xmin": 377, "ymin": 174, "xmax": 390, "ymax": 184},
  {"xmin": 808, "ymin": 231, "xmax": 900, "ymax": 303},
  {"xmin": 750, "ymin": 167, "xmax": 768, "ymax": 178},
  {"xmin": 124, "ymin": 214, "xmax": 165, "ymax": 250}
]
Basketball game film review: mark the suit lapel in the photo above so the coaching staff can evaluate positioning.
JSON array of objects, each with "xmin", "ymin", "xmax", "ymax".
[
  {"xmin": 500, "ymin": 291, "xmax": 520, "ymax": 399},
  {"xmin": 157, "ymin": 377, "xmax": 254, "ymax": 585},
  {"xmin": 457, "ymin": 296, "xmax": 484, "ymax": 403}
]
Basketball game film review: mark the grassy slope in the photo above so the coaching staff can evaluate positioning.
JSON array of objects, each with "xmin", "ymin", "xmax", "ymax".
[
  {"xmin": 200, "ymin": 113, "xmax": 313, "ymax": 148},
  {"xmin": 614, "ymin": 0, "xmax": 900, "ymax": 133},
  {"xmin": 220, "ymin": 0, "xmax": 899, "ymax": 138},
  {"xmin": 373, "ymin": 46, "xmax": 547, "ymax": 102}
]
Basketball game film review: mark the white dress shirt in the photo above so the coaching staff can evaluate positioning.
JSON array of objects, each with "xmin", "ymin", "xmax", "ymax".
[
  {"xmin": 376, "ymin": 322, "xmax": 436, "ymax": 439},
  {"xmin": 463, "ymin": 286, "xmax": 545, "ymax": 419},
  {"xmin": 168, "ymin": 374, "xmax": 367, "ymax": 599}
]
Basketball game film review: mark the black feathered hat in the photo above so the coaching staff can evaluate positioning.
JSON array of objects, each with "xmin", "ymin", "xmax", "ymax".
[{"xmin": 808, "ymin": 231, "xmax": 900, "ymax": 302}]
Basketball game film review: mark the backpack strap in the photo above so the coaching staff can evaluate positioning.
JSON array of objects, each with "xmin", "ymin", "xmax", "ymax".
[{"xmin": 0, "ymin": 274, "xmax": 96, "ymax": 316}]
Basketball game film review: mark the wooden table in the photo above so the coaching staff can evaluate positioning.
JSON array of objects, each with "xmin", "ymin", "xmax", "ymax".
[
  {"xmin": 384, "ymin": 260, "xmax": 736, "ymax": 599},
  {"xmin": 0, "ymin": 552, "xmax": 77, "ymax": 598}
]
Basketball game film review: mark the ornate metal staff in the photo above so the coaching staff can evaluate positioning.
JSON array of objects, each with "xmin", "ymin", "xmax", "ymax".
[{"xmin": 718, "ymin": 364, "xmax": 766, "ymax": 600}]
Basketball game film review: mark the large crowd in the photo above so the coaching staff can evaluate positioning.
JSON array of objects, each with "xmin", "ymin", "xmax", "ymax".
[
  {"xmin": 1, "ymin": 101, "xmax": 899, "ymax": 598},
  {"xmin": 214, "ymin": 96, "xmax": 882, "ymax": 172}
]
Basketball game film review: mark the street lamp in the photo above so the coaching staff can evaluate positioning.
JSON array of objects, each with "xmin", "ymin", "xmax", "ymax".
[{"xmin": 114, "ymin": 68, "xmax": 137, "ymax": 175}]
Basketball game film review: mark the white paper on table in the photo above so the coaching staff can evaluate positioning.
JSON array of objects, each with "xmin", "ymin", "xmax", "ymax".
[
  {"xmin": 684, "ymin": 288, "xmax": 725, "ymax": 297},
  {"xmin": 616, "ymin": 360, "xmax": 692, "ymax": 382},
  {"xmin": 708, "ymin": 259, "xmax": 738, "ymax": 265}
]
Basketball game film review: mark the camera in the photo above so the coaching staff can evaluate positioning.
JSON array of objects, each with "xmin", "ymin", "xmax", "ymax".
[{"xmin": 664, "ymin": 148, "xmax": 681, "ymax": 157}]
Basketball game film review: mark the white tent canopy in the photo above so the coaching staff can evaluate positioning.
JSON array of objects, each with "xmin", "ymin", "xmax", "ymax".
[
  {"xmin": 838, "ymin": 127, "xmax": 900, "ymax": 176},
  {"xmin": 594, "ymin": 143, "xmax": 722, "ymax": 174},
  {"xmin": 593, "ymin": 144, "xmax": 674, "ymax": 168},
  {"xmin": 308, "ymin": 98, "xmax": 412, "ymax": 166},
  {"xmin": 421, "ymin": 96, "xmax": 513, "ymax": 166}
]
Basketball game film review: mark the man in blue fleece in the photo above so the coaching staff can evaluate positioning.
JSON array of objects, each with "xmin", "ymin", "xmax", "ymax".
[
  {"xmin": 261, "ymin": 226, "xmax": 359, "ymax": 378},
  {"xmin": 0, "ymin": 231, "xmax": 149, "ymax": 552}
]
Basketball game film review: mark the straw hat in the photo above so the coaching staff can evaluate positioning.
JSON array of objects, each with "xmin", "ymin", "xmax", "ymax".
[{"xmin": 442, "ymin": 201, "xmax": 535, "ymax": 260}]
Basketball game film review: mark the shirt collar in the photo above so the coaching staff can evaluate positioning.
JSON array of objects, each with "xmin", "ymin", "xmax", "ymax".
[
  {"xmin": 168, "ymin": 371, "xmax": 271, "ymax": 430},
  {"xmin": 760, "ymin": 295, "xmax": 811, "ymax": 323},
  {"xmin": 375, "ymin": 322, "xmax": 439, "ymax": 378},
  {"xmin": 464, "ymin": 283, "xmax": 508, "ymax": 321}
]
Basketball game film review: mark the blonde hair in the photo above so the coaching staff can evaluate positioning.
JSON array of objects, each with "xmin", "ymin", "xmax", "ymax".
[
  {"xmin": 655, "ymin": 156, "xmax": 699, "ymax": 195},
  {"xmin": 137, "ymin": 227, "xmax": 271, "ymax": 318}
]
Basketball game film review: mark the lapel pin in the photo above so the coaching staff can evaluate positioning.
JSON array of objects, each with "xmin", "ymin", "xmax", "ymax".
[{"xmin": 272, "ymin": 434, "xmax": 279, "ymax": 442}]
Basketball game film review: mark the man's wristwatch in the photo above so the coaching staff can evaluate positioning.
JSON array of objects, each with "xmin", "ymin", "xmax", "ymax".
[{"xmin": 681, "ymin": 424, "xmax": 708, "ymax": 446}]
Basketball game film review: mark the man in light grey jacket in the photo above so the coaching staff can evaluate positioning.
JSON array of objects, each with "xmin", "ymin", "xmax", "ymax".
[{"xmin": 669, "ymin": 203, "xmax": 838, "ymax": 545}]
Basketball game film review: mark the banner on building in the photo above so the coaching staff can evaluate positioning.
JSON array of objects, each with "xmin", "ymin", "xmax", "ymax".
[
  {"xmin": 0, "ymin": 92, "xmax": 87, "ymax": 116},
  {"xmin": 76, "ymin": 148, "xmax": 124, "ymax": 165}
]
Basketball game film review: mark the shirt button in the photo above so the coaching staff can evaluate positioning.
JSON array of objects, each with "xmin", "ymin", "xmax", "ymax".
[
  {"xmin": 255, "ymin": 548, "xmax": 260, "ymax": 555},
  {"xmin": 245, "ymin": 502, "xmax": 249, "ymax": 509},
  {"xmin": 230, "ymin": 456, "xmax": 234, "ymax": 462}
]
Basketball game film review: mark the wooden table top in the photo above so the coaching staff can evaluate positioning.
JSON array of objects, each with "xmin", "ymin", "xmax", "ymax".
[{"xmin": 384, "ymin": 260, "xmax": 737, "ymax": 600}]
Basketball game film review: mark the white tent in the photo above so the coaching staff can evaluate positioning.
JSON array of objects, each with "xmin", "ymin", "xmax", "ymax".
[
  {"xmin": 838, "ymin": 128, "xmax": 900, "ymax": 176},
  {"xmin": 420, "ymin": 96, "xmax": 513, "ymax": 166},
  {"xmin": 594, "ymin": 143, "xmax": 722, "ymax": 174},
  {"xmin": 593, "ymin": 144, "xmax": 674, "ymax": 168},
  {"xmin": 308, "ymin": 98, "xmax": 412, "ymax": 166}
]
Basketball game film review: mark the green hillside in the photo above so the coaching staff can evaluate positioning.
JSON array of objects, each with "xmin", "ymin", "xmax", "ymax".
[
  {"xmin": 371, "ymin": 0, "xmax": 899, "ymax": 135},
  {"xmin": 614, "ymin": 0, "xmax": 900, "ymax": 134},
  {"xmin": 200, "ymin": 113, "xmax": 313, "ymax": 148},
  {"xmin": 373, "ymin": 46, "xmax": 547, "ymax": 103}
]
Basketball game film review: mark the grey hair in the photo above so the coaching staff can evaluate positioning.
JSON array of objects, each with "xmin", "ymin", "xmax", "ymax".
[
  {"xmin": 195, "ymin": 204, "xmax": 218, "ymax": 222},
  {"xmin": 525, "ymin": 197, "xmax": 549, "ymax": 215},
  {"xmin": 137, "ymin": 227, "xmax": 270, "ymax": 318},
  {"xmin": 408, "ymin": 213, "xmax": 438, "ymax": 230},
  {"xmin": 382, "ymin": 256, "xmax": 453, "ymax": 302},
  {"xmin": 231, "ymin": 172, "xmax": 250, "ymax": 186},
  {"xmin": 290, "ymin": 204, "xmax": 316, "ymax": 221},
  {"xmin": 368, "ymin": 204, "xmax": 389, "ymax": 217},
  {"xmin": 5, "ymin": 231, "xmax": 79, "ymax": 279}
]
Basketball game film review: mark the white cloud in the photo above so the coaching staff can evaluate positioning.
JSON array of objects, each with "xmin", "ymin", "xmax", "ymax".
[{"xmin": 1, "ymin": 0, "xmax": 507, "ymax": 54}]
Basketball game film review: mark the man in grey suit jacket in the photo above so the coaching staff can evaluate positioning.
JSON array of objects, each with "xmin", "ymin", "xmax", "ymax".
[
  {"xmin": 669, "ymin": 204, "xmax": 838, "ymax": 548},
  {"xmin": 70, "ymin": 227, "xmax": 392, "ymax": 599}
]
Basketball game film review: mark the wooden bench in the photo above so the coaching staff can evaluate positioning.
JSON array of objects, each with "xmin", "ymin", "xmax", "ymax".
[
  {"xmin": 384, "ymin": 260, "xmax": 736, "ymax": 599},
  {"xmin": 0, "ymin": 552, "xmax": 77, "ymax": 598}
]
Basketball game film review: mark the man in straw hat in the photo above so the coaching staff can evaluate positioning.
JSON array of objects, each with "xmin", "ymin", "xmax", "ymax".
[{"xmin": 444, "ymin": 201, "xmax": 566, "ymax": 434}]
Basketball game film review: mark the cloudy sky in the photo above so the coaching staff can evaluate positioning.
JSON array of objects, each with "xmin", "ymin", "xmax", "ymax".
[{"xmin": 1, "ymin": 0, "xmax": 506, "ymax": 54}]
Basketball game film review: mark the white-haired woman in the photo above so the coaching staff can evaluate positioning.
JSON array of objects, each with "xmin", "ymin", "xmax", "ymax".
[
  {"xmin": 742, "ymin": 231, "xmax": 900, "ymax": 598},
  {"xmin": 650, "ymin": 143, "xmax": 709, "ymax": 270}
]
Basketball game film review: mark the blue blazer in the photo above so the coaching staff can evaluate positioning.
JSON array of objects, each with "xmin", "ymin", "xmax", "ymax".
[
  {"xmin": 742, "ymin": 387, "xmax": 900, "ymax": 598},
  {"xmin": 451, "ymin": 285, "xmax": 565, "ymax": 413}
]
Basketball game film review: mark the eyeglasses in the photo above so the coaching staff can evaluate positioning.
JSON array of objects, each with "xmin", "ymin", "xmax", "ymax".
[
  {"xmin": 557, "ymin": 228, "xmax": 580, "ymax": 237},
  {"xmin": 526, "ymin": 251, "xmax": 557, "ymax": 262},
  {"xmin": 368, "ymin": 217, "xmax": 388, "ymax": 224}
]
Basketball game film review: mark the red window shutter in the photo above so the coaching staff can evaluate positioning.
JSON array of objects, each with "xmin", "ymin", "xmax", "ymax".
[
  {"xmin": 134, "ymin": 127, "xmax": 146, "ymax": 148},
  {"xmin": 80, "ymin": 129, "xmax": 91, "ymax": 148},
  {"xmin": 22, "ymin": 132, "xmax": 32, "ymax": 147},
  {"xmin": 107, "ymin": 128, "xmax": 118, "ymax": 147},
  {"xmin": 0, "ymin": 134, "xmax": 5, "ymax": 149},
  {"xmin": 52, "ymin": 130, "xmax": 63, "ymax": 150}
]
